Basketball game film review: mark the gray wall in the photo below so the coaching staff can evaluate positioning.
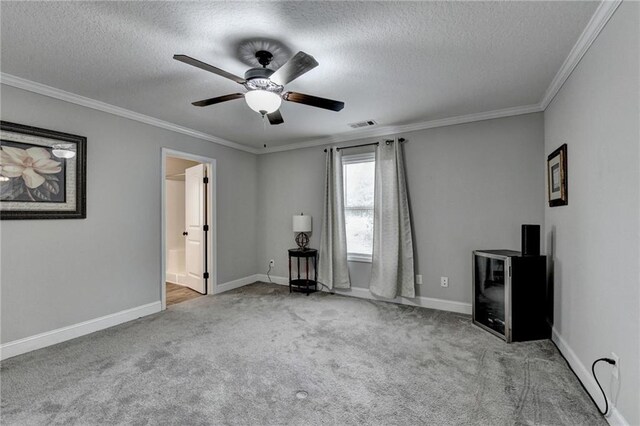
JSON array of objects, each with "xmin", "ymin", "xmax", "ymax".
[
  {"xmin": 544, "ymin": 2, "xmax": 639, "ymax": 424},
  {"xmin": 0, "ymin": 84, "xmax": 258, "ymax": 343},
  {"xmin": 257, "ymin": 113, "xmax": 545, "ymax": 304}
]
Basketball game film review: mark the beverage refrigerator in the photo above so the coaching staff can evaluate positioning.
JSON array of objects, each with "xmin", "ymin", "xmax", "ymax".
[{"xmin": 473, "ymin": 250, "xmax": 550, "ymax": 343}]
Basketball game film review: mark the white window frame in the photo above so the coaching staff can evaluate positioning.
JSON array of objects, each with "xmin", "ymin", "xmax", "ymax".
[{"xmin": 343, "ymin": 152, "xmax": 375, "ymax": 263}]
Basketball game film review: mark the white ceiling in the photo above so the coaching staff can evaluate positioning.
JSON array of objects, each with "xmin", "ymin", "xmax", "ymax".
[{"xmin": 1, "ymin": 1, "xmax": 599, "ymax": 150}]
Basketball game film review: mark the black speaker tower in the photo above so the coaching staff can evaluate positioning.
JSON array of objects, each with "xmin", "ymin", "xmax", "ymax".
[{"xmin": 521, "ymin": 224, "xmax": 540, "ymax": 256}]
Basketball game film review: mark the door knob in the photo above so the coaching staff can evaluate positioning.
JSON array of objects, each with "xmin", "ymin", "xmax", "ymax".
[{"xmin": 183, "ymin": 231, "xmax": 188, "ymax": 236}]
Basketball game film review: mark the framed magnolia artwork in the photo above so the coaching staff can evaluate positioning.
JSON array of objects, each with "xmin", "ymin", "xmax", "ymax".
[
  {"xmin": 547, "ymin": 143, "xmax": 567, "ymax": 207},
  {"xmin": 0, "ymin": 121, "xmax": 86, "ymax": 219}
]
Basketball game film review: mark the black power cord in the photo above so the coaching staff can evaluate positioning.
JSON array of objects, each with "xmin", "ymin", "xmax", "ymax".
[
  {"xmin": 315, "ymin": 281, "xmax": 335, "ymax": 294},
  {"xmin": 266, "ymin": 264, "xmax": 273, "ymax": 283},
  {"xmin": 591, "ymin": 358, "xmax": 616, "ymax": 415},
  {"xmin": 265, "ymin": 263, "xmax": 333, "ymax": 294}
]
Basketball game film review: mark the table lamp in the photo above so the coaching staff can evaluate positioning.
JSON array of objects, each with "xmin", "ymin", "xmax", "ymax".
[{"xmin": 293, "ymin": 213, "xmax": 312, "ymax": 250}]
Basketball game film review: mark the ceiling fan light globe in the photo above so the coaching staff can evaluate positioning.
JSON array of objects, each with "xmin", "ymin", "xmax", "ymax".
[{"xmin": 245, "ymin": 90, "xmax": 281, "ymax": 114}]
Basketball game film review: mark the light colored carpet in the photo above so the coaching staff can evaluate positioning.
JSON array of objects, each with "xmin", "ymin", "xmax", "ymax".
[{"xmin": 1, "ymin": 282, "xmax": 604, "ymax": 425}]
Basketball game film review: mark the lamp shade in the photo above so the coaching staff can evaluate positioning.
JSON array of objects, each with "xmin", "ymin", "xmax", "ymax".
[{"xmin": 293, "ymin": 215, "xmax": 312, "ymax": 233}]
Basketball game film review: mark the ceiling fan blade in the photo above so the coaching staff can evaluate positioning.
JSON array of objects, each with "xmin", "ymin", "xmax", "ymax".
[
  {"xmin": 270, "ymin": 51, "xmax": 319, "ymax": 86},
  {"xmin": 192, "ymin": 93, "xmax": 244, "ymax": 107},
  {"xmin": 267, "ymin": 110, "xmax": 284, "ymax": 125},
  {"xmin": 174, "ymin": 54, "xmax": 246, "ymax": 84},
  {"xmin": 283, "ymin": 92, "xmax": 345, "ymax": 112}
]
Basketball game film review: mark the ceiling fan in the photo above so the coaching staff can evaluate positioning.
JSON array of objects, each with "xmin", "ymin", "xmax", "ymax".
[{"xmin": 173, "ymin": 50, "xmax": 344, "ymax": 125}]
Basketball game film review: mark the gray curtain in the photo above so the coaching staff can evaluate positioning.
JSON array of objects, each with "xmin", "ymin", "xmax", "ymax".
[
  {"xmin": 370, "ymin": 139, "xmax": 415, "ymax": 298},
  {"xmin": 318, "ymin": 148, "xmax": 351, "ymax": 289}
]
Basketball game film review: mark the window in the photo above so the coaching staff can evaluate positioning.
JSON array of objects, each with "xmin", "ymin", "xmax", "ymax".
[{"xmin": 343, "ymin": 152, "xmax": 375, "ymax": 262}]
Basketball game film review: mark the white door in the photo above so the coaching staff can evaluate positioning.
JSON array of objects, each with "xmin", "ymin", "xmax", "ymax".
[{"xmin": 184, "ymin": 164, "xmax": 207, "ymax": 294}]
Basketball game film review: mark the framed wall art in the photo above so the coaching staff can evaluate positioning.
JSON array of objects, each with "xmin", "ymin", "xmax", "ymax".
[
  {"xmin": 0, "ymin": 121, "xmax": 86, "ymax": 219},
  {"xmin": 547, "ymin": 143, "xmax": 567, "ymax": 207}
]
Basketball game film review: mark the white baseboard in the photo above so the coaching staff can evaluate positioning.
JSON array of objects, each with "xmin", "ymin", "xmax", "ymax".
[
  {"xmin": 0, "ymin": 301, "xmax": 161, "ymax": 361},
  {"xmin": 0, "ymin": 275, "xmax": 260, "ymax": 361},
  {"xmin": 607, "ymin": 408, "xmax": 630, "ymax": 426},
  {"xmin": 255, "ymin": 274, "xmax": 472, "ymax": 315},
  {"xmin": 256, "ymin": 274, "xmax": 288, "ymax": 286},
  {"xmin": 166, "ymin": 272, "xmax": 188, "ymax": 286},
  {"xmin": 0, "ymin": 274, "xmax": 468, "ymax": 361},
  {"xmin": 552, "ymin": 327, "xmax": 629, "ymax": 426},
  {"xmin": 214, "ymin": 274, "xmax": 260, "ymax": 294}
]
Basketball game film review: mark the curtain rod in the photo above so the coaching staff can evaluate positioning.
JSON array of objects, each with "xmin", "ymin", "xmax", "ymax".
[{"xmin": 324, "ymin": 138, "xmax": 406, "ymax": 152}]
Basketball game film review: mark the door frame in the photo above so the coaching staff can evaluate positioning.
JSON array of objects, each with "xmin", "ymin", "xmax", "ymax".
[{"xmin": 161, "ymin": 148, "xmax": 217, "ymax": 310}]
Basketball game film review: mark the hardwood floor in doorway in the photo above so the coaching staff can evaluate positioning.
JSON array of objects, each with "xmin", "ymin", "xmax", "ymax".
[{"xmin": 166, "ymin": 282, "xmax": 203, "ymax": 306}]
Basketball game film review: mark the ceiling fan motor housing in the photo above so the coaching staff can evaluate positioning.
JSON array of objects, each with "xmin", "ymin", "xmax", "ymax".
[
  {"xmin": 243, "ymin": 50, "xmax": 283, "ymax": 94},
  {"xmin": 244, "ymin": 67, "xmax": 275, "ymax": 80},
  {"xmin": 244, "ymin": 68, "xmax": 283, "ymax": 94}
]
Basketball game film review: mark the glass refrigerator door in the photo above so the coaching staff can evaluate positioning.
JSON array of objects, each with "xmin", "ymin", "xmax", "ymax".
[{"xmin": 474, "ymin": 255, "xmax": 506, "ymax": 336}]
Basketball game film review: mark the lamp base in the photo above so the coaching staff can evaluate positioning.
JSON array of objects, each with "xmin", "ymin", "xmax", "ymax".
[{"xmin": 295, "ymin": 232, "xmax": 310, "ymax": 250}]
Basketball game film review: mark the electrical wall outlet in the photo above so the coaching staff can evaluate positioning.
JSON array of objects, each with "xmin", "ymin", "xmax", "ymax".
[
  {"xmin": 440, "ymin": 277, "xmax": 449, "ymax": 287},
  {"xmin": 611, "ymin": 352, "xmax": 619, "ymax": 379},
  {"xmin": 269, "ymin": 259, "xmax": 275, "ymax": 267},
  {"xmin": 415, "ymin": 275, "xmax": 423, "ymax": 285}
]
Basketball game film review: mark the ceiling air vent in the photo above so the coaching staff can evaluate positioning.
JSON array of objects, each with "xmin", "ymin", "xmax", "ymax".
[{"xmin": 348, "ymin": 120, "xmax": 377, "ymax": 129}]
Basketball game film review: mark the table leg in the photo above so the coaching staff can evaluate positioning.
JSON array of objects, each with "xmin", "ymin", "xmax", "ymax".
[
  {"xmin": 288, "ymin": 255, "xmax": 291, "ymax": 293},
  {"xmin": 305, "ymin": 256, "xmax": 311, "ymax": 296}
]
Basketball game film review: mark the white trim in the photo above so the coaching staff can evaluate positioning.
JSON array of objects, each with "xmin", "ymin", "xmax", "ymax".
[
  {"xmin": 165, "ymin": 273, "xmax": 188, "ymax": 286},
  {"xmin": 256, "ymin": 275, "xmax": 472, "ymax": 315},
  {"xmin": 166, "ymin": 273, "xmax": 184, "ymax": 285},
  {"xmin": 260, "ymin": 0, "xmax": 622, "ymax": 155},
  {"xmin": 342, "ymin": 152, "xmax": 375, "ymax": 164},
  {"xmin": 258, "ymin": 274, "xmax": 288, "ymax": 286},
  {"xmin": 0, "ymin": 274, "xmax": 259, "ymax": 361},
  {"xmin": 347, "ymin": 254, "xmax": 373, "ymax": 263},
  {"xmin": 0, "ymin": 302, "xmax": 161, "ymax": 361},
  {"xmin": 552, "ymin": 327, "xmax": 629, "ymax": 426},
  {"xmin": 334, "ymin": 285, "xmax": 472, "ymax": 315},
  {"xmin": 0, "ymin": 73, "xmax": 258, "ymax": 154},
  {"xmin": 540, "ymin": 0, "xmax": 622, "ymax": 109},
  {"xmin": 161, "ymin": 149, "xmax": 217, "ymax": 310},
  {"xmin": 606, "ymin": 404, "xmax": 629, "ymax": 426},
  {"xmin": 213, "ymin": 274, "xmax": 260, "ymax": 294},
  {"xmin": 343, "ymin": 151, "xmax": 375, "ymax": 262},
  {"xmin": 0, "ymin": 2, "xmax": 619, "ymax": 156},
  {"xmin": 261, "ymin": 104, "xmax": 543, "ymax": 154},
  {"xmin": 0, "ymin": 72, "xmax": 539, "ymax": 156}
]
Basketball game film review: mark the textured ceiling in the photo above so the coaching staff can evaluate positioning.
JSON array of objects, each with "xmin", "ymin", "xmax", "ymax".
[{"xmin": 0, "ymin": 1, "xmax": 599, "ymax": 149}]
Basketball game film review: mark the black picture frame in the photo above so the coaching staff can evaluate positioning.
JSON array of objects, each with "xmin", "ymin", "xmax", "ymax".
[
  {"xmin": 547, "ymin": 143, "xmax": 567, "ymax": 207},
  {"xmin": 0, "ymin": 121, "xmax": 86, "ymax": 219}
]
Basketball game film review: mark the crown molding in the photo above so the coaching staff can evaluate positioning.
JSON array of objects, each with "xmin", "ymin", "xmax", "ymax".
[
  {"xmin": 264, "ymin": 0, "xmax": 623, "ymax": 155},
  {"xmin": 0, "ymin": 73, "xmax": 543, "ymax": 155},
  {"xmin": 540, "ymin": 0, "xmax": 622, "ymax": 109},
  {"xmin": 0, "ymin": 1, "xmax": 620, "ymax": 156},
  {"xmin": 0, "ymin": 73, "xmax": 259, "ymax": 155},
  {"xmin": 0, "ymin": 70, "xmax": 541, "ymax": 155},
  {"xmin": 261, "ymin": 103, "xmax": 543, "ymax": 154}
]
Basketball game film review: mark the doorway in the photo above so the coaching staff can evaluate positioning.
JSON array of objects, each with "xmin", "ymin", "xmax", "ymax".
[{"xmin": 161, "ymin": 149, "xmax": 216, "ymax": 309}]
